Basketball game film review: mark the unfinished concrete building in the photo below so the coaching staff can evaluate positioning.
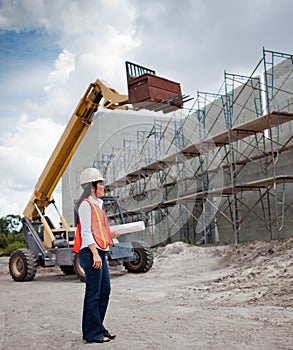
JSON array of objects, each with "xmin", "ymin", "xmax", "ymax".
[{"xmin": 63, "ymin": 48, "xmax": 293, "ymax": 246}]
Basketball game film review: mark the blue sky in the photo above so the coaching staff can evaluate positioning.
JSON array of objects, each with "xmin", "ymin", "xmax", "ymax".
[
  {"xmin": 0, "ymin": 29, "xmax": 60, "ymax": 129},
  {"xmin": 0, "ymin": 29, "xmax": 58, "ymax": 64},
  {"xmin": 0, "ymin": 0, "xmax": 293, "ymax": 219}
]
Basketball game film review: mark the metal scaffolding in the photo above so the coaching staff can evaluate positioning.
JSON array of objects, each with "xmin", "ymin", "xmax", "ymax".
[{"xmin": 96, "ymin": 48, "xmax": 293, "ymax": 247}]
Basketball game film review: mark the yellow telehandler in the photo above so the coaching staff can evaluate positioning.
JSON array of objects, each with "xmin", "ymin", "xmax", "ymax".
[{"xmin": 8, "ymin": 62, "xmax": 186, "ymax": 282}]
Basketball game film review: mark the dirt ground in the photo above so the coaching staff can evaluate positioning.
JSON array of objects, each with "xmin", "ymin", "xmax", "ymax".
[{"xmin": 0, "ymin": 238, "xmax": 292, "ymax": 350}]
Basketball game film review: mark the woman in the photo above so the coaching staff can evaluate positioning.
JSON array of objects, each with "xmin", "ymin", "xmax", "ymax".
[{"xmin": 77, "ymin": 167, "xmax": 117, "ymax": 343}]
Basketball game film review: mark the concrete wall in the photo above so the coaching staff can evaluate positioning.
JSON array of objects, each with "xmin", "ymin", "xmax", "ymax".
[{"xmin": 267, "ymin": 58, "xmax": 293, "ymax": 113}]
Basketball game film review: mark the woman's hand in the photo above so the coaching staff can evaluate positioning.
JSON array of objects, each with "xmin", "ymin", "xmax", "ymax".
[
  {"xmin": 92, "ymin": 253, "xmax": 102, "ymax": 269},
  {"xmin": 111, "ymin": 231, "xmax": 120, "ymax": 239},
  {"xmin": 88, "ymin": 244, "xmax": 102, "ymax": 269}
]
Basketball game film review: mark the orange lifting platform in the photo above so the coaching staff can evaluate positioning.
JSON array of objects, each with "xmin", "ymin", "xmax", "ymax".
[{"xmin": 126, "ymin": 61, "xmax": 191, "ymax": 114}]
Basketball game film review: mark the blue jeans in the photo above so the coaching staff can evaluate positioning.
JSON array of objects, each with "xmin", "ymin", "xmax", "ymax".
[{"xmin": 78, "ymin": 247, "xmax": 111, "ymax": 341}]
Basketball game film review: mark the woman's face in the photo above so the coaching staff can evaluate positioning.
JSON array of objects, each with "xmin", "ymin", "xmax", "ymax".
[{"xmin": 92, "ymin": 181, "xmax": 104, "ymax": 199}]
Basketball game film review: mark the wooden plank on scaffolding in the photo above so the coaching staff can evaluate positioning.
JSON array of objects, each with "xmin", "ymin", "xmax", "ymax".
[
  {"xmin": 106, "ymin": 160, "xmax": 171, "ymax": 190},
  {"xmin": 201, "ymin": 111, "xmax": 293, "ymax": 146},
  {"xmin": 230, "ymin": 175, "xmax": 293, "ymax": 192},
  {"xmin": 157, "ymin": 175, "xmax": 293, "ymax": 207}
]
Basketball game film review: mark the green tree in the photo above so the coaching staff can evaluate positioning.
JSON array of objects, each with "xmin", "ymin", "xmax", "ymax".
[
  {"xmin": 0, "ymin": 215, "xmax": 24, "ymax": 255},
  {"xmin": 0, "ymin": 214, "xmax": 22, "ymax": 234}
]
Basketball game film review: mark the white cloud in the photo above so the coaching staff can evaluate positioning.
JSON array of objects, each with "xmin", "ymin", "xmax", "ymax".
[
  {"xmin": 44, "ymin": 49, "xmax": 75, "ymax": 91},
  {"xmin": 0, "ymin": 115, "xmax": 64, "ymax": 217},
  {"xmin": 0, "ymin": 1, "xmax": 139, "ymax": 125}
]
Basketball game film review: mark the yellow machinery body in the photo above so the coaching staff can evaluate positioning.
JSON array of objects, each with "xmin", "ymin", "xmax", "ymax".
[{"xmin": 23, "ymin": 79, "xmax": 128, "ymax": 248}]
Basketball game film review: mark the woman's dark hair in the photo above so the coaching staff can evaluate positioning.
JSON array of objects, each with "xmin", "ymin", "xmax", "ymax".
[
  {"xmin": 92, "ymin": 181, "xmax": 99, "ymax": 189},
  {"xmin": 75, "ymin": 181, "xmax": 101, "ymax": 211}
]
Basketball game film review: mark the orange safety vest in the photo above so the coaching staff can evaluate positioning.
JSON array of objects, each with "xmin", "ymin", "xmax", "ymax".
[
  {"xmin": 72, "ymin": 199, "xmax": 114, "ymax": 253},
  {"xmin": 72, "ymin": 220, "xmax": 82, "ymax": 253}
]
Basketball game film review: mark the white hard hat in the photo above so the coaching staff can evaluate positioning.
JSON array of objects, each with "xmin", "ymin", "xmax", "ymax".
[{"xmin": 80, "ymin": 167, "xmax": 104, "ymax": 185}]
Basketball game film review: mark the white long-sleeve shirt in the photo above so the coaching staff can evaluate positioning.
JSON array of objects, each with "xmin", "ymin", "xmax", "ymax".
[{"xmin": 78, "ymin": 195, "xmax": 109, "ymax": 251}]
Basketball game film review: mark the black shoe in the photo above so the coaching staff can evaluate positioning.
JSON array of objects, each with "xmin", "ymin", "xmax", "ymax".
[
  {"xmin": 107, "ymin": 333, "xmax": 116, "ymax": 340},
  {"xmin": 86, "ymin": 336, "xmax": 111, "ymax": 343}
]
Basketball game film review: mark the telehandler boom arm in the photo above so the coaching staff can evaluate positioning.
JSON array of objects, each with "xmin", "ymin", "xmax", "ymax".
[{"xmin": 23, "ymin": 79, "xmax": 128, "ymax": 221}]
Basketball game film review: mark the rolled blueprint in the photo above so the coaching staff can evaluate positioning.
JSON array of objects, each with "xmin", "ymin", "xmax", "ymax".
[{"xmin": 110, "ymin": 221, "xmax": 145, "ymax": 235}]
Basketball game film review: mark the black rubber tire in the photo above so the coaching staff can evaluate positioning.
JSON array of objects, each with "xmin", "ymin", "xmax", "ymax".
[
  {"xmin": 60, "ymin": 265, "xmax": 75, "ymax": 275},
  {"xmin": 73, "ymin": 254, "xmax": 85, "ymax": 282},
  {"xmin": 124, "ymin": 242, "xmax": 153, "ymax": 273},
  {"xmin": 9, "ymin": 249, "xmax": 37, "ymax": 282}
]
